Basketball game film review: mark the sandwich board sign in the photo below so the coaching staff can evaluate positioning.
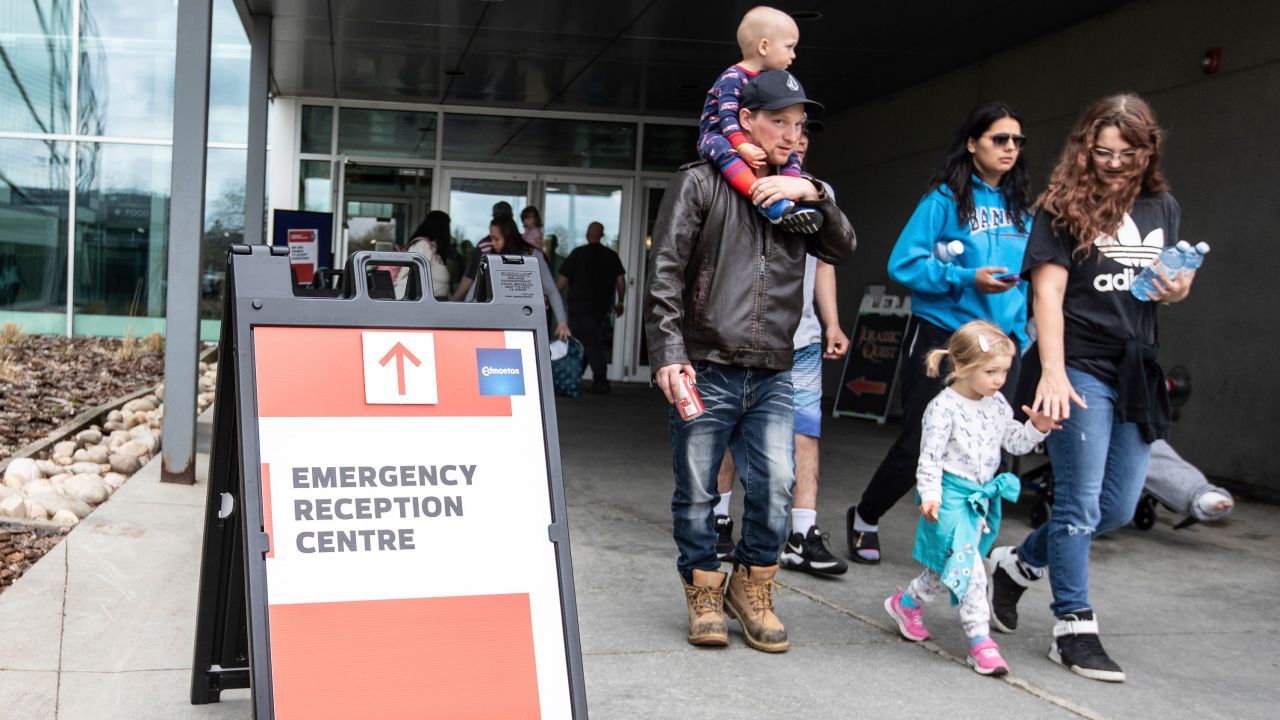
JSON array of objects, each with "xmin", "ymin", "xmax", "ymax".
[
  {"xmin": 191, "ymin": 246, "xmax": 587, "ymax": 719},
  {"xmin": 832, "ymin": 285, "xmax": 912, "ymax": 423}
]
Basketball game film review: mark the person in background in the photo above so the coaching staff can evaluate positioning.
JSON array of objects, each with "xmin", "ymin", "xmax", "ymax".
[
  {"xmin": 454, "ymin": 217, "xmax": 571, "ymax": 341},
  {"xmin": 521, "ymin": 206, "xmax": 546, "ymax": 256},
  {"xmin": 556, "ymin": 222, "xmax": 625, "ymax": 394},
  {"xmin": 713, "ymin": 118, "xmax": 851, "ymax": 576},
  {"xmin": 844, "ymin": 101, "xmax": 1033, "ymax": 565},
  {"xmin": 395, "ymin": 211, "xmax": 452, "ymax": 299}
]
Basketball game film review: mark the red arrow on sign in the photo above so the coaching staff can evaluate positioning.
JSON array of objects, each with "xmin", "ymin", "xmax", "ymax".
[
  {"xmin": 847, "ymin": 377, "xmax": 887, "ymax": 397},
  {"xmin": 379, "ymin": 341, "xmax": 422, "ymax": 396}
]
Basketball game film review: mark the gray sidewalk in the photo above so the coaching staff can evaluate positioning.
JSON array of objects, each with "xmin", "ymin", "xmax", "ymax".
[{"xmin": 1, "ymin": 385, "xmax": 1276, "ymax": 719}]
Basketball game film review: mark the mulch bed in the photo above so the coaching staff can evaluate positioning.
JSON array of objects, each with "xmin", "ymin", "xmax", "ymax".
[
  {"xmin": 0, "ymin": 525, "xmax": 70, "ymax": 590},
  {"xmin": 0, "ymin": 334, "xmax": 165, "ymax": 462}
]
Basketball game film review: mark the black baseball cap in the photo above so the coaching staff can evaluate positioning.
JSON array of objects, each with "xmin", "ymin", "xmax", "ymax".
[{"xmin": 740, "ymin": 70, "xmax": 824, "ymax": 113}]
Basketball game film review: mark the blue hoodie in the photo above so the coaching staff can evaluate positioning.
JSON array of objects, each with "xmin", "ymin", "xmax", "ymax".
[{"xmin": 887, "ymin": 177, "xmax": 1031, "ymax": 346}]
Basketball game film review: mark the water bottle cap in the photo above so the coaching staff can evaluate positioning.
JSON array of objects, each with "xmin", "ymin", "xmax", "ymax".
[
  {"xmin": 1195, "ymin": 241, "xmax": 1210, "ymax": 253},
  {"xmin": 947, "ymin": 240, "xmax": 965, "ymax": 255},
  {"xmin": 1175, "ymin": 240, "xmax": 1192, "ymax": 251}
]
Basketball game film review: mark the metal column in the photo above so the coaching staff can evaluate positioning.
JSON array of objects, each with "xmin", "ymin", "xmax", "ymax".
[
  {"xmin": 243, "ymin": 14, "xmax": 271, "ymax": 246},
  {"xmin": 161, "ymin": 0, "xmax": 214, "ymax": 484}
]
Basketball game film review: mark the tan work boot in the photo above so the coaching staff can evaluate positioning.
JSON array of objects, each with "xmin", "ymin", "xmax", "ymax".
[
  {"xmin": 682, "ymin": 568, "xmax": 729, "ymax": 646},
  {"xmin": 725, "ymin": 563, "xmax": 789, "ymax": 652}
]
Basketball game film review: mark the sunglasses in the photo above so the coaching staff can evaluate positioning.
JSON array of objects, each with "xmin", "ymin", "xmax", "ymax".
[{"xmin": 985, "ymin": 133, "xmax": 1026, "ymax": 149}]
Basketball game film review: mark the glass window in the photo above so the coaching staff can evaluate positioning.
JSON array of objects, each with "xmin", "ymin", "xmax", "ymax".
[
  {"xmin": 0, "ymin": 0, "xmax": 72, "ymax": 135},
  {"xmin": 447, "ymin": 177, "xmax": 527, "ymax": 249},
  {"xmin": 299, "ymin": 160, "xmax": 331, "ymax": 213},
  {"xmin": 642, "ymin": 124, "xmax": 698, "ymax": 172},
  {"xmin": 301, "ymin": 105, "xmax": 333, "ymax": 154},
  {"xmin": 443, "ymin": 115, "xmax": 636, "ymax": 170},
  {"xmin": 0, "ymin": 138, "xmax": 70, "ymax": 330},
  {"xmin": 201, "ymin": 148, "xmax": 247, "ymax": 320},
  {"xmin": 73, "ymin": 142, "xmax": 170, "ymax": 328},
  {"xmin": 338, "ymin": 108, "xmax": 436, "ymax": 159},
  {"xmin": 543, "ymin": 182, "xmax": 623, "ymax": 256},
  {"xmin": 208, "ymin": 0, "xmax": 251, "ymax": 145},
  {"xmin": 78, "ymin": 0, "xmax": 178, "ymax": 138}
]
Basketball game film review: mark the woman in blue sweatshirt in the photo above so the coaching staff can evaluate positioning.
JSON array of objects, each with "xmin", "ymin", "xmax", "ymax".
[{"xmin": 845, "ymin": 101, "xmax": 1033, "ymax": 564}]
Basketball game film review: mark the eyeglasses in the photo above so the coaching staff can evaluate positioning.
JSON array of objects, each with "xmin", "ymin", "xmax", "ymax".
[
  {"xmin": 1091, "ymin": 146, "xmax": 1138, "ymax": 163},
  {"xmin": 985, "ymin": 133, "xmax": 1026, "ymax": 149}
]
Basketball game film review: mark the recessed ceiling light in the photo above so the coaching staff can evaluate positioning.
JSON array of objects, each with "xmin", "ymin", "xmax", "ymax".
[
  {"xmin": 444, "ymin": 69, "xmax": 467, "ymax": 77},
  {"xmin": 790, "ymin": 10, "xmax": 822, "ymax": 21}
]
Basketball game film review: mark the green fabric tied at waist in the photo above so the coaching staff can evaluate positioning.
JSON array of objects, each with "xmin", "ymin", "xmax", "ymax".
[{"xmin": 912, "ymin": 471, "xmax": 1021, "ymax": 605}]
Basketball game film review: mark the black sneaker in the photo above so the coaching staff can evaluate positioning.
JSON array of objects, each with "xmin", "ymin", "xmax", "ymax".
[
  {"xmin": 987, "ymin": 545, "xmax": 1034, "ymax": 633},
  {"xmin": 714, "ymin": 515, "xmax": 735, "ymax": 562},
  {"xmin": 589, "ymin": 378, "xmax": 611, "ymax": 394},
  {"xmin": 845, "ymin": 505, "xmax": 881, "ymax": 564},
  {"xmin": 780, "ymin": 526, "xmax": 848, "ymax": 576},
  {"xmin": 1049, "ymin": 612, "xmax": 1126, "ymax": 682},
  {"xmin": 776, "ymin": 206, "xmax": 824, "ymax": 234}
]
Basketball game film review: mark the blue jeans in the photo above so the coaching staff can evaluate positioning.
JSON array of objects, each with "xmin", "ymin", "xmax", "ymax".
[
  {"xmin": 1017, "ymin": 368, "xmax": 1152, "ymax": 617},
  {"xmin": 670, "ymin": 361, "xmax": 795, "ymax": 579}
]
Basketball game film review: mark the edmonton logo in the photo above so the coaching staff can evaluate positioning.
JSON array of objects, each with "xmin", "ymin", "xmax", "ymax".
[{"xmin": 475, "ymin": 348, "xmax": 525, "ymax": 396}]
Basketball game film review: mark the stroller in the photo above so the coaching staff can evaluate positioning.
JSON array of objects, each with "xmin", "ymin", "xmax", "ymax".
[{"xmin": 1021, "ymin": 366, "xmax": 1233, "ymax": 530}]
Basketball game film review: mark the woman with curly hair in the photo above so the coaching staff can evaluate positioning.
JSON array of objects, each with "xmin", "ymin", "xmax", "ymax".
[{"xmin": 987, "ymin": 94, "xmax": 1197, "ymax": 683}]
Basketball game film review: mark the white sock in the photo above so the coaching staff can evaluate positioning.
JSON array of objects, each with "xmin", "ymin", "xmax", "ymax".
[
  {"xmin": 1196, "ymin": 490, "xmax": 1232, "ymax": 515},
  {"xmin": 853, "ymin": 508, "xmax": 877, "ymax": 533},
  {"xmin": 714, "ymin": 491, "xmax": 732, "ymax": 517},
  {"xmin": 791, "ymin": 508, "xmax": 817, "ymax": 536}
]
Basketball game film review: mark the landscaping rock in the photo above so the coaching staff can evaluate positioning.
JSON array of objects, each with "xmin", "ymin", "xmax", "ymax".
[
  {"xmin": 64, "ymin": 474, "xmax": 109, "ymax": 505},
  {"xmin": 28, "ymin": 493, "xmax": 91, "ymax": 520},
  {"xmin": 109, "ymin": 453, "xmax": 142, "ymax": 475},
  {"xmin": 103, "ymin": 473, "xmax": 128, "ymax": 492},
  {"xmin": 68, "ymin": 461, "xmax": 103, "ymax": 475},
  {"xmin": 123, "ymin": 397, "xmax": 157, "ymax": 413},
  {"xmin": 75, "ymin": 428, "xmax": 103, "ymax": 446},
  {"xmin": 53, "ymin": 440, "xmax": 77, "ymax": 457},
  {"xmin": 3, "ymin": 458, "xmax": 40, "ymax": 489},
  {"xmin": 36, "ymin": 459, "xmax": 63, "ymax": 476},
  {"xmin": 0, "ymin": 493, "xmax": 24, "ymax": 518},
  {"xmin": 51, "ymin": 509, "xmax": 79, "ymax": 526},
  {"xmin": 23, "ymin": 498, "xmax": 48, "ymax": 520},
  {"xmin": 22, "ymin": 478, "xmax": 56, "ymax": 497}
]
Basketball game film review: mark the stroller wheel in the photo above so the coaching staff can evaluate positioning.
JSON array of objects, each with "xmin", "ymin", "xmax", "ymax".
[
  {"xmin": 1030, "ymin": 497, "xmax": 1051, "ymax": 529},
  {"xmin": 1133, "ymin": 494, "xmax": 1157, "ymax": 530}
]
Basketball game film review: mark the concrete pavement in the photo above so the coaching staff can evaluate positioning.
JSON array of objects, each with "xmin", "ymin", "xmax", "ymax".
[{"xmin": 0, "ymin": 384, "xmax": 1276, "ymax": 719}]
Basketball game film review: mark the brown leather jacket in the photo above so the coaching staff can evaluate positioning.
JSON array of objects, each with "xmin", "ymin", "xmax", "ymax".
[{"xmin": 644, "ymin": 161, "xmax": 856, "ymax": 371}]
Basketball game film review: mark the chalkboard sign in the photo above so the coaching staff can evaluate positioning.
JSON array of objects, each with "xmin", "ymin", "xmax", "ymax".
[{"xmin": 833, "ymin": 286, "xmax": 912, "ymax": 423}]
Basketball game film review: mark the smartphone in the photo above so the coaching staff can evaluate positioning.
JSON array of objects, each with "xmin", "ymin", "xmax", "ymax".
[{"xmin": 997, "ymin": 273, "xmax": 1021, "ymax": 284}]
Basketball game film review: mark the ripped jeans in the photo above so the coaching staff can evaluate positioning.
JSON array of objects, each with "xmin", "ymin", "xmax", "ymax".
[
  {"xmin": 670, "ymin": 361, "xmax": 795, "ymax": 579},
  {"xmin": 1016, "ymin": 368, "xmax": 1152, "ymax": 617}
]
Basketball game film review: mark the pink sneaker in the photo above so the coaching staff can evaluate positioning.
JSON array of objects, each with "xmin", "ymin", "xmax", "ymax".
[
  {"xmin": 969, "ymin": 638, "xmax": 1010, "ymax": 676},
  {"xmin": 884, "ymin": 588, "xmax": 929, "ymax": 642}
]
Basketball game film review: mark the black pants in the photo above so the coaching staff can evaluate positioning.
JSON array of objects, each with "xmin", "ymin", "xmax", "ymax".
[
  {"xmin": 569, "ymin": 312, "xmax": 608, "ymax": 381},
  {"xmin": 854, "ymin": 316, "xmax": 1022, "ymax": 524}
]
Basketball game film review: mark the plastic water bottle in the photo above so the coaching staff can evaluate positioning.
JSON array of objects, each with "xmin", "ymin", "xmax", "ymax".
[
  {"xmin": 1182, "ymin": 241, "xmax": 1211, "ymax": 272},
  {"xmin": 934, "ymin": 240, "xmax": 965, "ymax": 263},
  {"xmin": 1131, "ymin": 240, "xmax": 1191, "ymax": 300}
]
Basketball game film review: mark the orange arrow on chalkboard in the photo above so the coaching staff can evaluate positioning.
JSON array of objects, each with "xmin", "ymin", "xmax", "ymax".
[
  {"xmin": 846, "ymin": 377, "xmax": 887, "ymax": 396},
  {"xmin": 379, "ymin": 341, "xmax": 422, "ymax": 395}
]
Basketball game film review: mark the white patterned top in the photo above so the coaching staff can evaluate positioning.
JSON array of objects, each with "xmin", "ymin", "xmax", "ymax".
[{"xmin": 916, "ymin": 387, "xmax": 1048, "ymax": 504}]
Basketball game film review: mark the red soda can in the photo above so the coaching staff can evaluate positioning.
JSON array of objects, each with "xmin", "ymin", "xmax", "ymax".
[{"xmin": 674, "ymin": 372, "xmax": 705, "ymax": 420}]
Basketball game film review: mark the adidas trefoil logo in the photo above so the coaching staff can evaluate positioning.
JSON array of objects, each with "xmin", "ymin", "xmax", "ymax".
[{"xmin": 1092, "ymin": 214, "xmax": 1164, "ymax": 293}]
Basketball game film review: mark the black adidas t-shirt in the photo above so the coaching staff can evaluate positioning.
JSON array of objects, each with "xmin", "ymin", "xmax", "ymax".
[{"xmin": 1021, "ymin": 191, "xmax": 1181, "ymax": 384}]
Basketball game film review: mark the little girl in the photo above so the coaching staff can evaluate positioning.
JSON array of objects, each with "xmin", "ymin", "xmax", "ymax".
[{"xmin": 883, "ymin": 320, "xmax": 1059, "ymax": 676}]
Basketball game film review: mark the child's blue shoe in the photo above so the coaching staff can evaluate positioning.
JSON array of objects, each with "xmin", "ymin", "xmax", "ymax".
[
  {"xmin": 759, "ymin": 199, "xmax": 823, "ymax": 234},
  {"xmin": 759, "ymin": 198, "xmax": 795, "ymax": 222}
]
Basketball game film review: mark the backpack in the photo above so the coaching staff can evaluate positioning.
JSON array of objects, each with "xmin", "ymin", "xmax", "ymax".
[{"xmin": 550, "ymin": 338, "xmax": 584, "ymax": 399}]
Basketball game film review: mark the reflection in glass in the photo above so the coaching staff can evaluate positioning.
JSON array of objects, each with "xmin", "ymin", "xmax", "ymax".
[
  {"xmin": 208, "ymin": 0, "xmax": 251, "ymax": 145},
  {"xmin": 0, "ymin": 139, "xmax": 70, "ymax": 330},
  {"xmin": 74, "ymin": 142, "xmax": 170, "ymax": 327},
  {"xmin": 78, "ymin": 0, "xmax": 178, "ymax": 138},
  {"xmin": 447, "ymin": 177, "xmax": 527, "ymax": 250},
  {"xmin": 201, "ymin": 148, "xmax": 247, "ymax": 319},
  {"xmin": 0, "ymin": 0, "xmax": 72, "ymax": 135},
  {"xmin": 637, "ymin": 186, "xmax": 665, "ymax": 367},
  {"xmin": 301, "ymin": 105, "xmax": 334, "ymax": 154},
  {"xmin": 443, "ymin": 115, "xmax": 636, "ymax": 170},
  {"xmin": 642, "ymin": 124, "xmax": 698, "ymax": 172},
  {"xmin": 300, "ymin": 160, "xmax": 332, "ymax": 212},
  {"xmin": 338, "ymin": 108, "xmax": 436, "ymax": 159}
]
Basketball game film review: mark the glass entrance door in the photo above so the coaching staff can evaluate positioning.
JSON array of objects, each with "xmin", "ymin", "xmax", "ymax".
[
  {"xmin": 440, "ymin": 171, "xmax": 533, "ymax": 252},
  {"xmin": 335, "ymin": 160, "xmax": 433, "ymax": 264}
]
